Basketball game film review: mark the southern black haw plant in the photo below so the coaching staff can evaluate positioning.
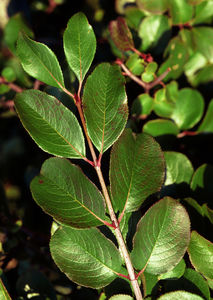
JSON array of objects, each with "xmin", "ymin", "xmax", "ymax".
[{"xmin": 1, "ymin": 10, "xmax": 206, "ymax": 300}]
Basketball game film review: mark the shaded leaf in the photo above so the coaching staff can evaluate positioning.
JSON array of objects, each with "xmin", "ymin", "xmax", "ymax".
[
  {"xmin": 141, "ymin": 272, "xmax": 158, "ymax": 297},
  {"xmin": 186, "ymin": 65, "xmax": 213, "ymax": 87},
  {"xmin": 171, "ymin": 88, "xmax": 204, "ymax": 130},
  {"xmin": 14, "ymin": 90, "xmax": 85, "ymax": 158},
  {"xmin": 131, "ymin": 197, "xmax": 191, "ymax": 274},
  {"xmin": 159, "ymin": 258, "xmax": 186, "ymax": 280},
  {"xmin": 158, "ymin": 291, "xmax": 205, "ymax": 300},
  {"xmin": 192, "ymin": 27, "xmax": 213, "ymax": 63},
  {"xmin": 188, "ymin": 231, "xmax": 213, "ymax": 280},
  {"xmin": 131, "ymin": 93, "xmax": 154, "ymax": 116},
  {"xmin": 50, "ymin": 226, "xmax": 122, "ymax": 288},
  {"xmin": 115, "ymin": 0, "xmax": 136, "ymax": 14},
  {"xmin": 83, "ymin": 63, "xmax": 128, "ymax": 153},
  {"xmin": 110, "ymin": 129, "xmax": 165, "ymax": 214},
  {"xmin": 17, "ymin": 30, "xmax": 65, "ymax": 89},
  {"xmin": 198, "ymin": 99, "xmax": 213, "ymax": 133},
  {"xmin": 0, "ymin": 278, "xmax": 11, "ymax": 300},
  {"xmin": 108, "ymin": 17, "xmax": 134, "ymax": 52},
  {"xmin": 193, "ymin": 1, "xmax": 213, "ymax": 25},
  {"xmin": 154, "ymin": 88, "xmax": 176, "ymax": 118},
  {"xmin": 30, "ymin": 157, "xmax": 105, "ymax": 228},
  {"xmin": 168, "ymin": 0, "xmax": 194, "ymax": 25},
  {"xmin": 125, "ymin": 6, "xmax": 145, "ymax": 29},
  {"xmin": 136, "ymin": 0, "xmax": 168, "ymax": 14},
  {"xmin": 63, "ymin": 12, "xmax": 96, "ymax": 83}
]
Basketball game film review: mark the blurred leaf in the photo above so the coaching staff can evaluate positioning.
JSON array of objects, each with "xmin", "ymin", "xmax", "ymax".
[
  {"xmin": 139, "ymin": 15, "xmax": 170, "ymax": 53},
  {"xmin": 109, "ymin": 295, "xmax": 133, "ymax": 300},
  {"xmin": 162, "ymin": 151, "xmax": 194, "ymax": 198},
  {"xmin": 126, "ymin": 54, "xmax": 145, "ymax": 76},
  {"xmin": 30, "ymin": 157, "xmax": 105, "ymax": 228},
  {"xmin": 136, "ymin": 0, "xmax": 168, "ymax": 14},
  {"xmin": 143, "ymin": 119, "xmax": 179, "ymax": 137},
  {"xmin": 193, "ymin": 1, "xmax": 213, "ymax": 25},
  {"xmin": 168, "ymin": 0, "xmax": 194, "ymax": 25},
  {"xmin": 159, "ymin": 259, "xmax": 186, "ymax": 280},
  {"xmin": 198, "ymin": 99, "xmax": 213, "ymax": 133},
  {"xmin": 83, "ymin": 63, "xmax": 128, "ymax": 153},
  {"xmin": 109, "ymin": 17, "xmax": 134, "ymax": 52},
  {"xmin": 17, "ymin": 30, "xmax": 65, "ymax": 89},
  {"xmin": 146, "ymin": 62, "xmax": 158, "ymax": 73},
  {"xmin": 171, "ymin": 88, "xmax": 204, "ymax": 130},
  {"xmin": 188, "ymin": 231, "xmax": 213, "ymax": 280},
  {"xmin": 165, "ymin": 268, "xmax": 210, "ymax": 300},
  {"xmin": 115, "ymin": 0, "xmax": 136, "ymax": 14},
  {"xmin": 192, "ymin": 27, "xmax": 213, "ymax": 63},
  {"xmin": 14, "ymin": 90, "xmax": 85, "ymax": 158},
  {"xmin": 0, "ymin": 84, "xmax": 10, "ymax": 94},
  {"xmin": 1, "ymin": 67, "xmax": 16, "ymax": 82},
  {"xmin": 186, "ymin": 0, "xmax": 207, "ymax": 4},
  {"xmin": 125, "ymin": 6, "xmax": 145, "ymax": 29},
  {"xmin": 141, "ymin": 72, "xmax": 155, "ymax": 83},
  {"xmin": 184, "ymin": 51, "xmax": 207, "ymax": 81},
  {"xmin": 165, "ymin": 80, "xmax": 179, "ymax": 103},
  {"xmin": 4, "ymin": 12, "xmax": 34, "ymax": 55},
  {"xmin": 63, "ymin": 12, "xmax": 96, "ymax": 83},
  {"xmin": 154, "ymin": 87, "xmax": 176, "ymax": 118},
  {"xmin": 131, "ymin": 94, "xmax": 154, "ymax": 116},
  {"xmin": 0, "ymin": 278, "xmax": 11, "ymax": 300},
  {"xmin": 158, "ymin": 291, "xmax": 205, "ymax": 300},
  {"xmin": 50, "ymin": 226, "xmax": 122, "ymax": 288},
  {"xmin": 110, "ymin": 129, "xmax": 165, "ymax": 214},
  {"xmin": 186, "ymin": 65, "xmax": 213, "ymax": 87},
  {"xmin": 131, "ymin": 197, "xmax": 191, "ymax": 274},
  {"xmin": 16, "ymin": 269, "xmax": 56, "ymax": 300}
]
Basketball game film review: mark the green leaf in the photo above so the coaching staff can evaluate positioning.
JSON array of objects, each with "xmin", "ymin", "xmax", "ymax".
[
  {"xmin": 131, "ymin": 93, "xmax": 154, "ymax": 116},
  {"xmin": 83, "ymin": 63, "xmax": 128, "ymax": 153},
  {"xmin": 186, "ymin": 65, "xmax": 213, "ymax": 87},
  {"xmin": 188, "ymin": 231, "xmax": 213, "ymax": 280},
  {"xmin": 198, "ymin": 99, "xmax": 213, "ymax": 133},
  {"xmin": 184, "ymin": 51, "xmax": 208, "ymax": 83},
  {"xmin": 141, "ymin": 272, "xmax": 159, "ymax": 297},
  {"xmin": 50, "ymin": 226, "xmax": 122, "ymax": 288},
  {"xmin": 159, "ymin": 258, "xmax": 186, "ymax": 280},
  {"xmin": 139, "ymin": 15, "xmax": 170, "ymax": 52},
  {"xmin": 16, "ymin": 30, "xmax": 65, "ymax": 89},
  {"xmin": 192, "ymin": 27, "xmax": 213, "ymax": 63},
  {"xmin": 115, "ymin": 0, "xmax": 136, "ymax": 14},
  {"xmin": 158, "ymin": 291, "xmax": 205, "ymax": 300},
  {"xmin": 136, "ymin": 0, "xmax": 168, "ymax": 14},
  {"xmin": 168, "ymin": 0, "xmax": 194, "ymax": 25},
  {"xmin": 190, "ymin": 164, "xmax": 213, "ymax": 208},
  {"xmin": 154, "ymin": 88, "xmax": 176, "ymax": 118},
  {"xmin": 143, "ymin": 119, "xmax": 179, "ymax": 137},
  {"xmin": 141, "ymin": 72, "xmax": 155, "ymax": 83},
  {"xmin": 202, "ymin": 204, "xmax": 213, "ymax": 225},
  {"xmin": 30, "ymin": 157, "xmax": 105, "ymax": 228},
  {"xmin": 63, "ymin": 12, "xmax": 96, "ymax": 83},
  {"xmin": 108, "ymin": 17, "xmax": 134, "ymax": 52},
  {"xmin": 162, "ymin": 151, "xmax": 194, "ymax": 198},
  {"xmin": 165, "ymin": 268, "xmax": 210, "ymax": 300},
  {"xmin": 131, "ymin": 197, "xmax": 191, "ymax": 274},
  {"xmin": 125, "ymin": 54, "xmax": 145, "ymax": 76},
  {"xmin": 1, "ymin": 67, "xmax": 16, "ymax": 82},
  {"xmin": 171, "ymin": 88, "xmax": 204, "ymax": 130},
  {"xmin": 110, "ymin": 129, "xmax": 165, "ymax": 214},
  {"xmin": 14, "ymin": 90, "xmax": 85, "ymax": 158},
  {"xmin": 109, "ymin": 295, "xmax": 133, "ymax": 300},
  {"xmin": 193, "ymin": 1, "xmax": 213, "ymax": 25},
  {"xmin": 4, "ymin": 12, "xmax": 34, "ymax": 55},
  {"xmin": 125, "ymin": 6, "xmax": 145, "ymax": 29},
  {"xmin": 0, "ymin": 278, "xmax": 11, "ymax": 300}
]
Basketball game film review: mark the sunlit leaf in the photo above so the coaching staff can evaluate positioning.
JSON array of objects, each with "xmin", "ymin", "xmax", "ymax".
[
  {"xmin": 154, "ymin": 88, "xmax": 176, "ymax": 118},
  {"xmin": 136, "ymin": 0, "xmax": 168, "ymax": 14},
  {"xmin": 50, "ymin": 226, "xmax": 122, "ymax": 288},
  {"xmin": 30, "ymin": 157, "xmax": 105, "ymax": 228},
  {"xmin": 109, "ymin": 295, "xmax": 134, "ymax": 300},
  {"xmin": 110, "ymin": 129, "xmax": 165, "ymax": 214},
  {"xmin": 143, "ymin": 119, "xmax": 179, "ymax": 137},
  {"xmin": 83, "ymin": 63, "xmax": 128, "ymax": 153},
  {"xmin": 131, "ymin": 94, "xmax": 154, "ymax": 117},
  {"xmin": 14, "ymin": 90, "xmax": 85, "ymax": 158},
  {"xmin": 159, "ymin": 259, "xmax": 186, "ymax": 280},
  {"xmin": 192, "ymin": 27, "xmax": 213, "ymax": 64},
  {"xmin": 17, "ymin": 30, "xmax": 65, "ymax": 89},
  {"xmin": 193, "ymin": 1, "xmax": 213, "ymax": 25},
  {"xmin": 168, "ymin": 0, "xmax": 194, "ymax": 25},
  {"xmin": 131, "ymin": 197, "xmax": 191, "ymax": 274},
  {"xmin": 63, "ymin": 12, "xmax": 96, "ymax": 83},
  {"xmin": 158, "ymin": 291, "xmax": 205, "ymax": 300},
  {"xmin": 188, "ymin": 231, "xmax": 213, "ymax": 280}
]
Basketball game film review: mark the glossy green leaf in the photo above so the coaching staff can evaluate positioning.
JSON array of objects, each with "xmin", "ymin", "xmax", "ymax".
[
  {"xmin": 190, "ymin": 164, "xmax": 213, "ymax": 208},
  {"xmin": 50, "ymin": 226, "xmax": 122, "ymax": 288},
  {"xmin": 198, "ymin": 99, "xmax": 213, "ymax": 133},
  {"xmin": 171, "ymin": 88, "xmax": 204, "ymax": 130},
  {"xmin": 159, "ymin": 258, "xmax": 186, "ymax": 280},
  {"xmin": 168, "ymin": 0, "xmax": 194, "ymax": 25},
  {"xmin": 158, "ymin": 291, "xmax": 205, "ymax": 300},
  {"xmin": 188, "ymin": 231, "xmax": 213, "ymax": 280},
  {"xmin": 63, "ymin": 12, "xmax": 96, "ymax": 83},
  {"xmin": 158, "ymin": 36, "xmax": 189, "ymax": 81},
  {"xmin": 14, "ymin": 90, "xmax": 85, "ymax": 158},
  {"xmin": 109, "ymin": 295, "xmax": 133, "ymax": 300},
  {"xmin": 131, "ymin": 197, "xmax": 191, "ymax": 274},
  {"xmin": 139, "ymin": 15, "xmax": 170, "ymax": 52},
  {"xmin": 165, "ymin": 268, "xmax": 210, "ymax": 300},
  {"xmin": 143, "ymin": 119, "xmax": 179, "ymax": 137},
  {"xmin": 136, "ymin": 0, "xmax": 168, "ymax": 14},
  {"xmin": 154, "ymin": 88, "xmax": 176, "ymax": 118},
  {"xmin": 125, "ymin": 54, "xmax": 145, "ymax": 76},
  {"xmin": 110, "ymin": 129, "xmax": 165, "ymax": 214},
  {"xmin": 131, "ymin": 93, "xmax": 154, "ymax": 116},
  {"xmin": 83, "ymin": 63, "xmax": 128, "ymax": 153},
  {"xmin": 192, "ymin": 27, "xmax": 213, "ymax": 63},
  {"xmin": 108, "ymin": 17, "xmax": 134, "ymax": 52},
  {"xmin": 30, "ymin": 157, "xmax": 105, "ymax": 228},
  {"xmin": 193, "ymin": 1, "xmax": 213, "ymax": 25},
  {"xmin": 16, "ymin": 30, "xmax": 65, "ymax": 89},
  {"xmin": 0, "ymin": 278, "xmax": 11, "ymax": 300},
  {"xmin": 162, "ymin": 151, "xmax": 194, "ymax": 198},
  {"xmin": 4, "ymin": 12, "xmax": 34, "ymax": 55}
]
